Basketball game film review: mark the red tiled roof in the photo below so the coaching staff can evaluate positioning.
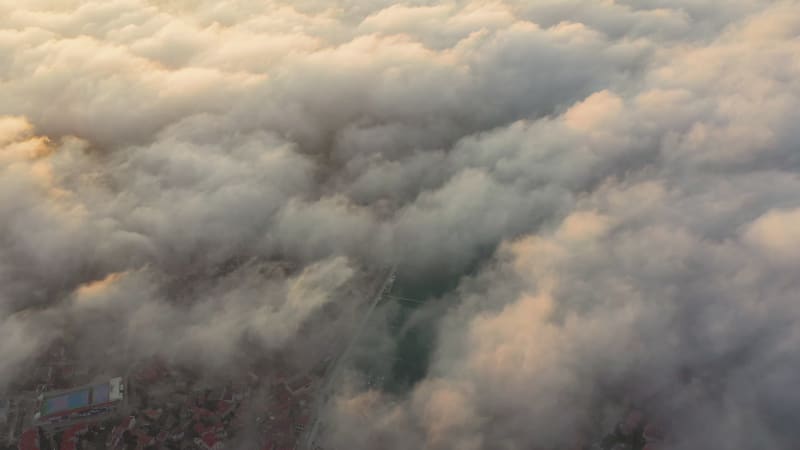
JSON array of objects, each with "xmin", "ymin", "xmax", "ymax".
[
  {"xmin": 18, "ymin": 429, "xmax": 40, "ymax": 450},
  {"xmin": 143, "ymin": 408, "xmax": 162, "ymax": 419},
  {"xmin": 193, "ymin": 406, "xmax": 214, "ymax": 420},
  {"xmin": 217, "ymin": 400, "xmax": 234, "ymax": 416},
  {"xmin": 135, "ymin": 430, "xmax": 155, "ymax": 449},
  {"xmin": 60, "ymin": 424, "xmax": 88, "ymax": 450},
  {"xmin": 121, "ymin": 416, "xmax": 135, "ymax": 429},
  {"xmin": 194, "ymin": 422, "xmax": 210, "ymax": 435},
  {"xmin": 201, "ymin": 431, "xmax": 218, "ymax": 447}
]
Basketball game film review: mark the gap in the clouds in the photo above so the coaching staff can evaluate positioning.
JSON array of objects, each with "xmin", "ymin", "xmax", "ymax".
[
  {"xmin": 384, "ymin": 240, "xmax": 515, "ymax": 389},
  {"xmin": 345, "ymin": 258, "xmax": 484, "ymax": 396},
  {"xmin": 381, "ymin": 279, "xmax": 439, "ymax": 395}
]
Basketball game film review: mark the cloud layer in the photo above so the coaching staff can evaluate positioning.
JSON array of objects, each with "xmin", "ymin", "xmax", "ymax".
[{"xmin": 2, "ymin": 1, "xmax": 800, "ymax": 449}]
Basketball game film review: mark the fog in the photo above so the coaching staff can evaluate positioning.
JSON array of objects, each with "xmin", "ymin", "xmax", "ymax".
[{"xmin": 2, "ymin": 1, "xmax": 800, "ymax": 448}]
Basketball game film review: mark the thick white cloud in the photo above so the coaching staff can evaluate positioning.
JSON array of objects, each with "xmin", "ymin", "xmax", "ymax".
[{"xmin": 744, "ymin": 208, "xmax": 800, "ymax": 268}]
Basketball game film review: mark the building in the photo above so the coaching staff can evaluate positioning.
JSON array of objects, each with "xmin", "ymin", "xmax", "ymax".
[
  {"xmin": 59, "ymin": 423, "xmax": 88, "ymax": 450},
  {"xmin": 196, "ymin": 431, "xmax": 223, "ymax": 450},
  {"xmin": 107, "ymin": 416, "xmax": 135, "ymax": 449},
  {"xmin": 33, "ymin": 377, "xmax": 125, "ymax": 430},
  {"xmin": 17, "ymin": 428, "xmax": 39, "ymax": 450}
]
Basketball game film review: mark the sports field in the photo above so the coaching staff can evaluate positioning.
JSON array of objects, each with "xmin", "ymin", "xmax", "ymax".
[
  {"xmin": 42, "ymin": 389, "xmax": 90, "ymax": 415},
  {"xmin": 41, "ymin": 384, "xmax": 113, "ymax": 416}
]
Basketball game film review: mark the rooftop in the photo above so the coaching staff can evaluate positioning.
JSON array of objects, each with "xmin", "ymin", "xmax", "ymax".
[{"xmin": 36, "ymin": 377, "xmax": 123, "ymax": 419}]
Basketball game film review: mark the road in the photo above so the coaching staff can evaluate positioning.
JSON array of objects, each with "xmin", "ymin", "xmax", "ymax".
[{"xmin": 301, "ymin": 267, "xmax": 396, "ymax": 449}]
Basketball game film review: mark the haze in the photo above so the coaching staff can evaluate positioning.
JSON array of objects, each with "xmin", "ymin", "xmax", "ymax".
[{"xmin": 2, "ymin": 1, "xmax": 800, "ymax": 449}]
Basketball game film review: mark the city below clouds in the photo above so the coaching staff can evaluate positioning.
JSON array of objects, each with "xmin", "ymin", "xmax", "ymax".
[{"xmin": 1, "ymin": 1, "xmax": 800, "ymax": 449}]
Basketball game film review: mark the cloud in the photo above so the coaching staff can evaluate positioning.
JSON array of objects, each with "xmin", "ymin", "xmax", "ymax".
[
  {"xmin": 65, "ymin": 257, "xmax": 356, "ymax": 369},
  {"xmin": 744, "ymin": 208, "xmax": 800, "ymax": 268},
  {"xmin": 1, "ymin": 1, "xmax": 800, "ymax": 449}
]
